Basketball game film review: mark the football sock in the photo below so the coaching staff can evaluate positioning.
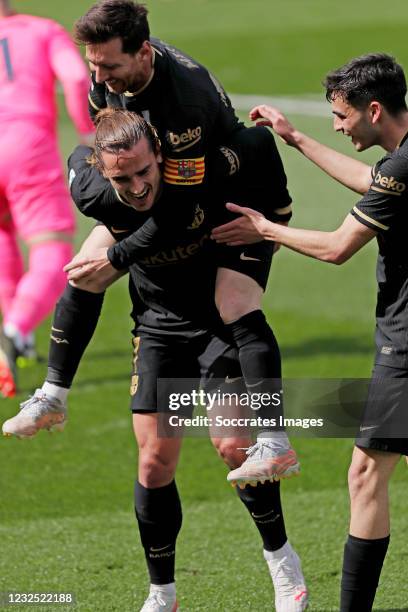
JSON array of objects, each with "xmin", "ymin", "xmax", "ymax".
[
  {"xmin": 236, "ymin": 480, "xmax": 287, "ymax": 551},
  {"xmin": 41, "ymin": 381, "xmax": 69, "ymax": 403},
  {"xmin": 340, "ymin": 533, "xmax": 390, "ymax": 611},
  {"xmin": 148, "ymin": 583, "xmax": 176, "ymax": 598},
  {"xmin": 135, "ymin": 480, "xmax": 182, "ymax": 585},
  {"xmin": 227, "ymin": 310, "xmax": 284, "ymax": 429},
  {"xmin": 46, "ymin": 284, "xmax": 105, "ymax": 388},
  {"xmin": 0, "ymin": 226, "xmax": 23, "ymax": 319},
  {"xmin": 4, "ymin": 241, "xmax": 72, "ymax": 335}
]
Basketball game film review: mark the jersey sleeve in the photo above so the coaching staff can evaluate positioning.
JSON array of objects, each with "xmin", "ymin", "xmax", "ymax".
[
  {"xmin": 107, "ymin": 195, "xmax": 196, "ymax": 269},
  {"xmin": 207, "ymin": 71, "xmax": 242, "ymax": 141},
  {"xmin": 47, "ymin": 22, "xmax": 94, "ymax": 135},
  {"xmin": 351, "ymin": 153, "xmax": 408, "ymax": 233},
  {"xmin": 208, "ymin": 127, "xmax": 293, "ymax": 225}
]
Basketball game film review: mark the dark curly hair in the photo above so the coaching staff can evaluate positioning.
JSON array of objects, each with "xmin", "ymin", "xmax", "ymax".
[
  {"xmin": 75, "ymin": 0, "xmax": 149, "ymax": 54},
  {"xmin": 324, "ymin": 53, "xmax": 407, "ymax": 115}
]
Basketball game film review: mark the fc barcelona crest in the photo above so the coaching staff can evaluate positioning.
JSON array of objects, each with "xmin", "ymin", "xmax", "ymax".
[{"xmin": 177, "ymin": 159, "xmax": 197, "ymax": 179}]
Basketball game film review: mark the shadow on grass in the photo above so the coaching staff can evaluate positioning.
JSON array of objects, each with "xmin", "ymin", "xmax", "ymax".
[{"xmin": 282, "ymin": 336, "xmax": 372, "ymax": 359}]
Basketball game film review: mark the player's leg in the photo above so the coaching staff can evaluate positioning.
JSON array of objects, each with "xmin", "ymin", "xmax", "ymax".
[
  {"xmin": 340, "ymin": 365, "xmax": 408, "ymax": 610},
  {"xmin": 0, "ymin": 231, "xmax": 74, "ymax": 397},
  {"xmin": 0, "ymin": 212, "xmax": 23, "ymax": 323},
  {"xmin": 203, "ymin": 338, "xmax": 308, "ymax": 611},
  {"xmin": 213, "ymin": 126, "xmax": 298, "ymax": 485},
  {"xmin": 210, "ymin": 426, "xmax": 307, "ymax": 610},
  {"xmin": 0, "ymin": 209, "xmax": 23, "ymax": 397},
  {"xmin": 215, "ymin": 264, "xmax": 299, "ymax": 486},
  {"xmin": 340, "ymin": 447, "xmax": 400, "ymax": 611},
  {"xmin": 0, "ymin": 125, "xmax": 75, "ymax": 395},
  {"xmin": 131, "ymin": 333, "xmax": 193, "ymax": 612},
  {"xmin": 2, "ymin": 225, "xmax": 123, "ymax": 438},
  {"xmin": 133, "ymin": 413, "xmax": 182, "ymax": 612},
  {"xmin": 45, "ymin": 224, "xmax": 122, "ymax": 392}
]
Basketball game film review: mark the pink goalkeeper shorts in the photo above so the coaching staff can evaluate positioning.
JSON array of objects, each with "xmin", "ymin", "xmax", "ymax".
[{"xmin": 0, "ymin": 119, "xmax": 75, "ymax": 239}]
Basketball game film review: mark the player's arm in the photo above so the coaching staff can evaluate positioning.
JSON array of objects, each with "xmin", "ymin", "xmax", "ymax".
[
  {"xmin": 212, "ymin": 206, "xmax": 376, "ymax": 264},
  {"xmin": 66, "ymin": 224, "xmax": 126, "ymax": 292},
  {"xmin": 214, "ymin": 146, "xmax": 408, "ymax": 263},
  {"xmin": 250, "ymin": 105, "xmax": 373, "ymax": 195},
  {"xmin": 47, "ymin": 21, "xmax": 94, "ymax": 142},
  {"xmin": 105, "ymin": 205, "xmax": 187, "ymax": 269}
]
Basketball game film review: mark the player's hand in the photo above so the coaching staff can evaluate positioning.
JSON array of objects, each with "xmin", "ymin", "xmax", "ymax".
[
  {"xmin": 64, "ymin": 248, "xmax": 112, "ymax": 281},
  {"xmin": 211, "ymin": 203, "xmax": 269, "ymax": 246},
  {"xmin": 249, "ymin": 105, "xmax": 298, "ymax": 147}
]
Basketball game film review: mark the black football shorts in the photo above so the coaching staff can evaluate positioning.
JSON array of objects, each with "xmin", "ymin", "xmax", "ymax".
[
  {"xmin": 355, "ymin": 363, "xmax": 408, "ymax": 455},
  {"xmin": 129, "ymin": 328, "xmax": 243, "ymax": 413}
]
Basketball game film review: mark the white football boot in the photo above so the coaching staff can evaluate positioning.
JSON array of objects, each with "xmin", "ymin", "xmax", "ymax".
[
  {"xmin": 2, "ymin": 389, "xmax": 67, "ymax": 439},
  {"xmin": 264, "ymin": 542, "xmax": 308, "ymax": 611}
]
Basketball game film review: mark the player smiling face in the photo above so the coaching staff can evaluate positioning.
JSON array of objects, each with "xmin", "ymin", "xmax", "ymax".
[
  {"xmin": 86, "ymin": 37, "xmax": 153, "ymax": 94},
  {"xmin": 331, "ymin": 96, "xmax": 380, "ymax": 152},
  {"xmin": 101, "ymin": 136, "xmax": 163, "ymax": 212}
]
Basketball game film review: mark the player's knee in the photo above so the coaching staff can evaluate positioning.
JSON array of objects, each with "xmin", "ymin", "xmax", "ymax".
[
  {"xmin": 69, "ymin": 278, "xmax": 109, "ymax": 294},
  {"xmin": 213, "ymin": 438, "xmax": 247, "ymax": 469},
  {"xmin": 348, "ymin": 458, "xmax": 380, "ymax": 503},
  {"xmin": 138, "ymin": 451, "xmax": 178, "ymax": 488},
  {"xmin": 216, "ymin": 290, "xmax": 257, "ymax": 324}
]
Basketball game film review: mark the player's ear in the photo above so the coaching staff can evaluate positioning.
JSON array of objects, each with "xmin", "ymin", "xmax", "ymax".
[
  {"xmin": 155, "ymin": 147, "xmax": 163, "ymax": 164},
  {"xmin": 369, "ymin": 101, "xmax": 382, "ymax": 124},
  {"xmin": 137, "ymin": 40, "xmax": 152, "ymax": 61}
]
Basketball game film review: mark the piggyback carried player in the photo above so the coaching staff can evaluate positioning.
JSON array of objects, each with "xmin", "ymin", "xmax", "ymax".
[
  {"xmin": 0, "ymin": 0, "xmax": 94, "ymax": 396},
  {"xmin": 3, "ymin": 0, "xmax": 299, "ymax": 483}
]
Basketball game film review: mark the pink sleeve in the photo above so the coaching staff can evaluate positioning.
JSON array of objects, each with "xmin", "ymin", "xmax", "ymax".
[{"xmin": 47, "ymin": 22, "xmax": 94, "ymax": 135}]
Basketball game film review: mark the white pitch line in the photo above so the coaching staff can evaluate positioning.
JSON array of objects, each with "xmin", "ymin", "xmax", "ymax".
[
  {"xmin": 229, "ymin": 94, "xmax": 330, "ymax": 117},
  {"xmin": 56, "ymin": 87, "xmax": 330, "ymax": 117}
]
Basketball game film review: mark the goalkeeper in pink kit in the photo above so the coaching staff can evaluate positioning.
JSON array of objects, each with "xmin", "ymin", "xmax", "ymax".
[{"xmin": 0, "ymin": 0, "xmax": 94, "ymax": 396}]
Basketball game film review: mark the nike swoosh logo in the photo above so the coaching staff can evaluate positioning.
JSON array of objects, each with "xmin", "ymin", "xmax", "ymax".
[
  {"xmin": 251, "ymin": 510, "xmax": 276, "ymax": 519},
  {"xmin": 225, "ymin": 376, "xmax": 242, "ymax": 384},
  {"xmin": 359, "ymin": 425, "xmax": 378, "ymax": 432},
  {"xmin": 246, "ymin": 380, "xmax": 265, "ymax": 388},
  {"xmin": 240, "ymin": 253, "xmax": 261, "ymax": 262},
  {"xmin": 150, "ymin": 544, "xmax": 171, "ymax": 552},
  {"xmin": 51, "ymin": 327, "xmax": 64, "ymax": 333}
]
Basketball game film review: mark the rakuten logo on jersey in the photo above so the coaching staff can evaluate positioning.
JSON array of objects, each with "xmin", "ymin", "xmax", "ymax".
[
  {"xmin": 167, "ymin": 127, "xmax": 202, "ymax": 152},
  {"xmin": 374, "ymin": 171, "xmax": 406, "ymax": 194}
]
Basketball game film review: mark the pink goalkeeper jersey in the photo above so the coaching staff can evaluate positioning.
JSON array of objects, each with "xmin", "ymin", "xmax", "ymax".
[{"xmin": 0, "ymin": 13, "xmax": 94, "ymax": 134}]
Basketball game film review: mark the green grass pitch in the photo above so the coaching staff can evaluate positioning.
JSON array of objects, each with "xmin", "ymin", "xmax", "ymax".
[{"xmin": 2, "ymin": 1, "xmax": 408, "ymax": 610}]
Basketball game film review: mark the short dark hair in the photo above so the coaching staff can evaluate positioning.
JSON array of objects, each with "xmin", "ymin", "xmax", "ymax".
[
  {"xmin": 75, "ymin": 0, "xmax": 149, "ymax": 54},
  {"xmin": 324, "ymin": 53, "xmax": 407, "ymax": 115},
  {"xmin": 92, "ymin": 108, "xmax": 160, "ymax": 170}
]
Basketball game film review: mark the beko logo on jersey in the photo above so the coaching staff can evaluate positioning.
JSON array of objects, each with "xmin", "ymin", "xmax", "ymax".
[
  {"xmin": 373, "ymin": 171, "xmax": 406, "ymax": 194},
  {"xmin": 167, "ymin": 127, "xmax": 202, "ymax": 151},
  {"xmin": 219, "ymin": 146, "xmax": 240, "ymax": 175}
]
